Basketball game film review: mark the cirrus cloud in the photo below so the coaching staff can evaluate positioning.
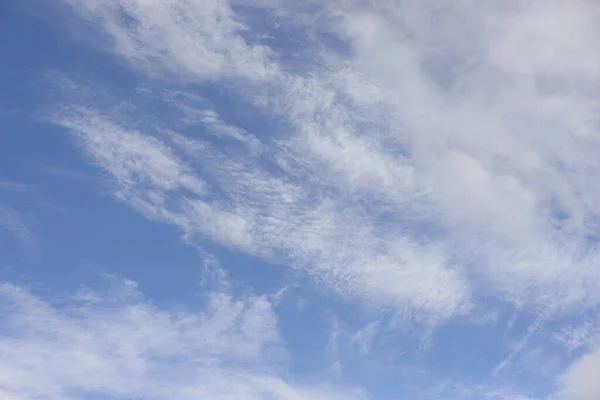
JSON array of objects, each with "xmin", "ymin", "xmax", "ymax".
[{"xmin": 0, "ymin": 277, "xmax": 364, "ymax": 400}]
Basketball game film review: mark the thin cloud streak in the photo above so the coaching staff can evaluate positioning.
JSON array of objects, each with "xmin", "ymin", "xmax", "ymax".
[{"xmin": 0, "ymin": 181, "xmax": 32, "ymax": 193}]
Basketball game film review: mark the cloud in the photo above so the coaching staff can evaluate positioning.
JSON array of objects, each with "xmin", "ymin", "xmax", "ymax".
[
  {"xmin": 55, "ymin": 105, "xmax": 470, "ymax": 322},
  {"xmin": 0, "ymin": 277, "xmax": 364, "ymax": 400},
  {"xmin": 553, "ymin": 321, "xmax": 598, "ymax": 352},
  {"xmin": 0, "ymin": 206, "xmax": 36, "ymax": 248},
  {"xmin": 62, "ymin": 0, "xmax": 277, "ymax": 82},
  {"xmin": 8, "ymin": 0, "xmax": 600, "ymax": 398},
  {"xmin": 0, "ymin": 181, "xmax": 32, "ymax": 193},
  {"xmin": 54, "ymin": 0, "xmax": 600, "ymax": 326},
  {"xmin": 60, "ymin": 108, "xmax": 205, "ymax": 197},
  {"xmin": 557, "ymin": 345, "xmax": 600, "ymax": 400}
]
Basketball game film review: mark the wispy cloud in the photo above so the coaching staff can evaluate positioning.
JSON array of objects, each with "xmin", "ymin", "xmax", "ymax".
[
  {"xmin": 0, "ymin": 277, "xmax": 364, "ymax": 400},
  {"xmin": 553, "ymin": 320, "xmax": 599, "ymax": 352},
  {"xmin": 0, "ymin": 206, "xmax": 36, "ymax": 249},
  {"xmin": 0, "ymin": 181, "xmax": 32, "ymax": 193},
  {"xmin": 52, "ymin": 0, "xmax": 600, "ymax": 321},
  {"xmin": 37, "ymin": 0, "xmax": 600, "ymax": 397},
  {"xmin": 62, "ymin": 0, "xmax": 277, "ymax": 82},
  {"xmin": 55, "ymin": 105, "xmax": 470, "ymax": 321}
]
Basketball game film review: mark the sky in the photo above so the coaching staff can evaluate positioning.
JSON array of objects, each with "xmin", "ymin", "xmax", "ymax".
[{"xmin": 1, "ymin": 0, "xmax": 600, "ymax": 399}]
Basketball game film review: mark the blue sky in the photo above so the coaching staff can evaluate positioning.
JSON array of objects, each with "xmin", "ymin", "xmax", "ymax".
[{"xmin": 1, "ymin": 0, "xmax": 600, "ymax": 399}]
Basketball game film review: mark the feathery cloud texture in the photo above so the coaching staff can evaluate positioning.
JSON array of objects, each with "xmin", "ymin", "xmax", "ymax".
[{"xmin": 2, "ymin": 0, "xmax": 600, "ymax": 398}]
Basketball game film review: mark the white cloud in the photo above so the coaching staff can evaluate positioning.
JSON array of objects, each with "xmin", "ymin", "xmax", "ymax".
[
  {"xmin": 557, "ymin": 346, "xmax": 600, "ymax": 400},
  {"xmin": 63, "ymin": 0, "xmax": 277, "ymax": 82},
  {"xmin": 0, "ymin": 278, "xmax": 364, "ymax": 400},
  {"xmin": 553, "ymin": 321, "xmax": 598, "ymax": 352},
  {"xmin": 491, "ymin": 1, "xmax": 600, "ymax": 77},
  {"xmin": 57, "ymin": 106, "xmax": 470, "ymax": 321},
  {"xmin": 59, "ymin": 108, "xmax": 205, "ymax": 197},
  {"xmin": 55, "ymin": 0, "xmax": 600, "ymax": 323}
]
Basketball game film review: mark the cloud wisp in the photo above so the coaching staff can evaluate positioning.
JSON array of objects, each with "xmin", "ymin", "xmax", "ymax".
[
  {"xmin": 54, "ymin": 0, "xmax": 600, "ymax": 321},
  {"xmin": 0, "ymin": 277, "xmax": 364, "ymax": 400},
  {"xmin": 34, "ymin": 0, "xmax": 600, "ymax": 398}
]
